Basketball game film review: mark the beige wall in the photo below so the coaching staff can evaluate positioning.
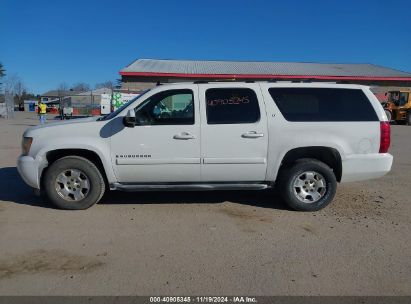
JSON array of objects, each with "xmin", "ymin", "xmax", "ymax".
[
  {"xmin": 120, "ymin": 81, "xmax": 157, "ymax": 91},
  {"xmin": 371, "ymin": 86, "xmax": 411, "ymax": 93}
]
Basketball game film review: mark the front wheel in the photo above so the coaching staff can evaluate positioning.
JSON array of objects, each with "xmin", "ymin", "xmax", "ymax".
[
  {"xmin": 278, "ymin": 159, "xmax": 337, "ymax": 211},
  {"xmin": 43, "ymin": 156, "xmax": 106, "ymax": 210},
  {"xmin": 407, "ymin": 112, "xmax": 411, "ymax": 125}
]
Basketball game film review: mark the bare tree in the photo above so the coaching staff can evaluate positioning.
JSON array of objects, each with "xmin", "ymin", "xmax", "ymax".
[
  {"xmin": 3, "ymin": 74, "xmax": 17, "ymax": 93},
  {"xmin": 95, "ymin": 81, "xmax": 114, "ymax": 90},
  {"xmin": 4, "ymin": 74, "xmax": 25, "ymax": 94},
  {"xmin": 14, "ymin": 79, "xmax": 26, "ymax": 97},
  {"xmin": 71, "ymin": 82, "xmax": 90, "ymax": 92},
  {"xmin": 57, "ymin": 83, "xmax": 69, "ymax": 92},
  {"xmin": 3, "ymin": 74, "xmax": 27, "ymax": 106}
]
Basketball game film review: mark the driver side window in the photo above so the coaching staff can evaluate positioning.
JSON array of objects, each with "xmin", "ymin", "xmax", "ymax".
[{"xmin": 134, "ymin": 89, "xmax": 194, "ymax": 125}]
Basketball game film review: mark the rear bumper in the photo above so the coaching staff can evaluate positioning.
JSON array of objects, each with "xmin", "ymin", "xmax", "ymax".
[
  {"xmin": 341, "ymin": 153, "xmax": 393, "ymax": 183},
  {"xmin": 17, "ymin": 155, "xmax": 42, "ymax": 189}
]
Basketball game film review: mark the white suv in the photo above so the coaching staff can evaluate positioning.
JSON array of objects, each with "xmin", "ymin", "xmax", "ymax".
[{"xmin": 17, "ymin": 82, "xmax": 393, "ymax": 211}]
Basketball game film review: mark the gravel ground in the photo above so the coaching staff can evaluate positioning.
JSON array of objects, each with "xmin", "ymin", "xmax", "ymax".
[{"xmin": 0, "ymin": 112, "xmax": 410, "ymax": 295}]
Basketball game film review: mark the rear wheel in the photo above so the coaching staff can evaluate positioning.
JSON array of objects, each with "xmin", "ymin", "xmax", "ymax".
[
  {"xmin": 278, "ymin": 159, "xmax": 337, "ymax": 211},
  {"xmin": 43, "ymin": 156, "xmax": 105, "ymax": 210}
]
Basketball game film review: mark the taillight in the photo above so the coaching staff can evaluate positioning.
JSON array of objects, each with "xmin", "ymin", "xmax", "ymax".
[{"xmin": 379, "ymin": 122, "xmax": 390, "ymax": 153}]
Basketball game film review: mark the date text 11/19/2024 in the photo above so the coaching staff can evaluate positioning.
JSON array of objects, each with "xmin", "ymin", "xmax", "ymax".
[{"xmin": 149, "ymin": 296, "xmax": 257, "ymax": 303}]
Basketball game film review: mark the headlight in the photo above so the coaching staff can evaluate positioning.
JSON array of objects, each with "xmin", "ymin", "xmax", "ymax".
[{"xmin": 21, "ymin": 137, "xmax": 33, "ymax": 156}]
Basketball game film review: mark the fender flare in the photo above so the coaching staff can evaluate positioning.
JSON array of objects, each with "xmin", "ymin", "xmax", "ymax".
[{"xmin": 36, "ymin": 143, "xmax": 117, "ymax": 185}]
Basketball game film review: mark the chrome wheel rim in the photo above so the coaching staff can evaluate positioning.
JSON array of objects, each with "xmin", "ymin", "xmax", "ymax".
[
  {"xmin": 293, "ymin": 171, "xmax": 326, "ymax": 203},
  {"xmin": 55, "ymin": 169, "xmax": 90, "ymax": 201}
]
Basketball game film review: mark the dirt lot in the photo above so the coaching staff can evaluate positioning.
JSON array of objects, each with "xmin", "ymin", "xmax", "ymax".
[{"xmin": 0, "ymin": 112, "xmax": 410, "ymax": 295}]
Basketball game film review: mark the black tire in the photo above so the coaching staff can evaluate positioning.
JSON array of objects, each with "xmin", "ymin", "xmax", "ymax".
[
  {"xmin": 43, "ymin": 156, "xmax": 105, "ymax": 210},
  {"xmin": 278, "ymin": 159, "xmax": 337, "ymax": 211},
  {"xmin": 407, "ymin": 112, "xmax": 411, "ymax": 126}
]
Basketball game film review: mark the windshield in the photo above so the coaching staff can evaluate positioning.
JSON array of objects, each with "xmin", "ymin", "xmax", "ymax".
[{"xmin": 98, "ymin": 89, "xmax": 150, "ymax": 121}]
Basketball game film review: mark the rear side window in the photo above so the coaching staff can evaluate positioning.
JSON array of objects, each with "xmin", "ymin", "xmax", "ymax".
[
  {"xmin": 206, "ymin": 88, "xmax": 260, "ymax": 124},
  {"xmin": 268, "ymin": 88, "xmax": 378, "ymax": 122}
]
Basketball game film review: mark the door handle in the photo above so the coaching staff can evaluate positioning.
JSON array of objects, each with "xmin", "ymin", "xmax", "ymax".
[
  {"xmin": 241, "ymin": 131, "xmax": 264, "ymax": 138},
  {"xmin": 173, "ymin": 132, "xmax": 196, "ymax": 140}
]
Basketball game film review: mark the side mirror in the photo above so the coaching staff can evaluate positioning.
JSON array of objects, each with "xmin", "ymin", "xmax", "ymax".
[{"xmin": 123, "ymin": 109, "xmax": 136, "ymax": 128}]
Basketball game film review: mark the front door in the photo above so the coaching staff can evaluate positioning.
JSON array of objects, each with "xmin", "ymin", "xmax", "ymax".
[
  {"xmin": 110, "ymin": 84, "xmax": 201, "ymax": 183},
  {"xmin": 199, "ymin": 84, "xmax": 268, "ymax": 182}
]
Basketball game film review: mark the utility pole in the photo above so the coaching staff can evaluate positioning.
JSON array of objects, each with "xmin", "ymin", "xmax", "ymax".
[
  {"xmin": 58, "ymin": 90, "xmax": 63, "ymax": 120},
  {"xmin": 5, "ymin": 88, "xmax": 14, "ymax": 119}
]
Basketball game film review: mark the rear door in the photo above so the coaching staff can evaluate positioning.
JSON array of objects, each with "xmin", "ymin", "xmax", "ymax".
[{"xmin": 199, "ymin": 83, "xmax": 268, "ymax": 182}]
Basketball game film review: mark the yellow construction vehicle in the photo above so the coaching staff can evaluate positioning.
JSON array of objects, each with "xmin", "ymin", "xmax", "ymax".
[{"xmin": 383, "ymin": 90, "xmax": 411, "ymax": 125}]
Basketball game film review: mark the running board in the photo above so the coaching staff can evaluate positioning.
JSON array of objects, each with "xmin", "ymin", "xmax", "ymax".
[{"xmin": 111, "ymin": 182, "xmax": 271, "ymax": 191}]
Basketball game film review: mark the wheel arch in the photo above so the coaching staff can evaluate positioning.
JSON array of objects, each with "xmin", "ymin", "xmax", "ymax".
[
  {"xmin": 279, "ymin": 146, "xmax": 342, "ymax": 182},
  {"xmin": 42, "ymin": 149, "xmax": 111, "ymax": 187}
]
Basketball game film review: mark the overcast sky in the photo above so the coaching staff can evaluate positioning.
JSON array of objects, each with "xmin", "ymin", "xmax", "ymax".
[{"xmin": 1, "ymin": 0, "xmax": 410, "ymax": 94}]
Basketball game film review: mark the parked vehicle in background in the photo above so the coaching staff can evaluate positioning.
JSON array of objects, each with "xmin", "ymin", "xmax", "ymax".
[
  {"xmin": 17, "ymin": 82, "xmax": 393, "ymax": 211},
  {"xmin": 382, "ymin": 90, "xmax": 411, "ymax": 125},
  {"xmin": 62, "ymin": 106, "xmax": 73, "ymax": 119}
]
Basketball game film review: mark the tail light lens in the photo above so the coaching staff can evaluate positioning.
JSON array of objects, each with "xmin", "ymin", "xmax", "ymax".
[{"xmin": 379, "ymin": 122, "xmax": 390, "ymax": 153}]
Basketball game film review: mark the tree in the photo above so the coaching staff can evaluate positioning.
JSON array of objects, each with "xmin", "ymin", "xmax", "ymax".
[
  {"xmin": 0, "ymin": 62, "xmax": 5, "ymax": 77},
  {"xmin": 0, "ymin": 62, "xmax": 5, "ymax": 90},
  {"xmin": 57, "ymin": 83, "xmax": 69, "ymax": 92},
  {"xmin": 14, "ymin": 79, "xmax": 26, "ymax": 97},
  {"xmin": 95, "ymin": 81, "xmax": 114, "ymax": 90},
  {"xmin": 4, "ymin": 74, "xmax": 25, "ymax": 94},
  {"xmin": 3, "ymin": 74, "xmax": 27, "ymax": 105},
  {"xmin": 71, "ymin": 82, "xmax": 90, "ymax": 92}
]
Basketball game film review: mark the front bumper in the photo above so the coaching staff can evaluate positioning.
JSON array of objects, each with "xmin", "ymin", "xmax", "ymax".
[
  {"xmin": 341, "ymin": 153, "xmax": 393, "ymax": 183},
  {"xmin": 17, "ymin": 155, "xmax": 43, "ymax": 189}
]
